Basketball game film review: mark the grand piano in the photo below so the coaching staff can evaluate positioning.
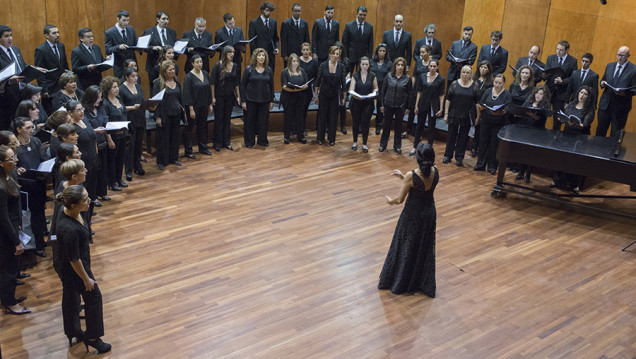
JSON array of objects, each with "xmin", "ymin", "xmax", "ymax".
[{"xmin": 493, "ymin": 124, "xmax": 636, "ymax": 217}]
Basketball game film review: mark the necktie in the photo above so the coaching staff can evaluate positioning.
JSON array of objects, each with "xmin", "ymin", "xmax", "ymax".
[
  {"xmin": 529, "ymin": 60, "xmax": 533, "ymax": 67},
  {"xmin": 427, "ymin": 39, "xmax": 431, "ymax": 47},
  {"xmin": 358, "ymin": 22, "xmax": 362, "ymax": 34},
  {"xmin": 580, "ymin": 70, "xmax": 585, "ymax": 81},
  {"xmin": 88, "ymin": 46, "xmax": 97, "ymax": 62},
  {"xmin": 53, "ymin": 44, "xmax": 60, "ymax": 60},
  {"xmin": 326, "ymin": 20, "xmax": 330, "ymax": 32},
  {"xmin": 614, "ymin": 64, "xmax": 622, "ymax": 81},
  {"xmin": 296, "ymin": 20, "xmax": 299, "ymax": 28},
  {"xmin": 7, "ymin": 48, "xmax": 20, "ymax": 72},
  {"xmin": 558, "ymin": 57, "xmax": 563, "ymax": 66},
  {"xmin": 395, "ymin": 31, "xmax": 400, "ymax": 44},
  {"xmin": 266, "ymin": 19, "xmax": 269, "ymax": 29},
  {"xmin": 462, "ymin": 41, "xmax": 467, "ymax": 48},
  {"xmin": 161, "ymin": 29, "xmax": 167, "ymax": 45},
  {"xmin": 122, "ymin": 29, "xmax": 127, "ymax": 43},
  {"xmin": 230, "ymin": 29, "xmax": 233, "ymax": 38},
  {"xmin": 491, "ymin": 47, "xmax": 496, "ymax": 56}
]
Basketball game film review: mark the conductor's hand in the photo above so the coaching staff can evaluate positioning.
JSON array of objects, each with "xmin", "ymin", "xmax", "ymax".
[
  {"xmin": 385, "ymin": 195, "xmax": 393, "ymax": 204},
  {"xmin": 84, "ymin": 277, "xmax": 96, "ymax": 291},
  {"xmin": 391, "ymin": 169, "xmax": 404, "ymax": 179}
]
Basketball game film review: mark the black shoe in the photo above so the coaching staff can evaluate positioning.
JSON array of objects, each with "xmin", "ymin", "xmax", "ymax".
[
  {"xmin": 140, "ymin": 157, "xmax": 147, "ymax": 163},
  {"xmin": 16, "ymin": 296, "xmax": 26, "ymax": 303},
  {"xmin": 341, "ymin": 127, "xmax": 347, "ymax": 134},
  {"xmin": 318, "ymin": 140, "xmax": 324, "ymax": 145},
  {"xmin": 516, "ymin": 172, "xmax": 524, "ymax": 180},
  {"xmin": 126, "ymin": 174, "xmax": 133, "ymax": 181},
  {"xmin": 118, "ymin": 180, "xmax": 128, "ymax": 188},
  {"xmin": 200, "ymin": 150, "xmax": 213, "ymax": 155},
  {"xmin": 83, "ymin": 338, "xmax": 112, "ymax": 354},
  {"xmin": 284, "ymin": 138, "xmax": 290, "ymax": 144},
  {"xmin": 409, "ymin": 149, "xmax": 416, "ymax": 156},
  {"xmin": 134, "ymin": 168, "xmax": 145, "ymax": 176},
  {"xmin": 471, "ymin": 148, "xmax": 478, "ymax": 157},
  {"xmin": 473, "ymin": 165, "xmax": 485, "ymax": 171},
  {"xmin": 100, "ymin": 195, "xmax": 111, "ymax": 201},
  {"xmin": 488, "ymin": 168, "xmax": 497, "ymax": 175},
  {"xmin": 67, "ymin": 331, "xmax": 84, "ymax": 347},
  {"xmin": 225, "ymin": 145, "xmax": 233, "ymax": 151},
  {"xmin": 157, "ymin": 164, "xmax": 165, "ymax": 170},
  {"xmin": 442, "ymin": 156, "xmax": 450, "ymax": 164},
  {"xmin": 299, "ymin": 138, "xmax": 307, "ymax": 144},
  {"xmin": 110, "ymin": 183, "xmax": 122, "ymax": 191},
  {"xmin": 378, "ymin": 146, "xmax": 385, "ymax": 152},
  {"xmin": 456, "ymin": 160, "xmax": 463, "ymax": 167},
  {"xmin": 329, "ymin": 142, "xmax": 335, "ymax": 146},
  {"xmin": 352, "ymin": 143, "xmax": 357, "ymax": 150},
  {"xmin": 375, "ymin": 128, "xmax": 381, "ymax": 135},
  {"xmin": 524, "ymin": 172, "xmax": 531, "ymax": 183},
  {"xmin": 363, "ymin": 145, "xmax": 368, "ymax": 153},
  {"xmin": 214, "ymin": 147, "xmax": 221, "ymax": 152},
  {"xmin": 17, "ymin": 273, "xmax": 30, "ymax": 279},
  {"xmin": 394, "ymin": 148, "xmax": 402, "ymax": 154},
  {"xmin": 245, "ymin": 144, "xmax": 254, "ymax": 148},
  {"xmin": 35, "ymin": 250, "xmax": 46, "ymax": 258},
  {"xmin": 90, "ymin": 231, "xmax": 95, "ymax": 236},
  {"xmin": 93, "ymin": 200, "xmax": 102, "ymax": 207},
  {"xmin": 401, "ymin": 131, "xmax": 408, "ymax": 139},
  {"xmin": 15, "ymin": 279, "xmax": 25, "ymax": 285},
  {"xmin": 171, "ymin": 161, "xmax": 182, "ymax": 166},
  {"xmin": 91, "ymin": 211, "xmax": 97, "ymax": 216}
]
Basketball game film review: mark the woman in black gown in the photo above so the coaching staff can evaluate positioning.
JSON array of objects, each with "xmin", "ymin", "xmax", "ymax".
[
  {"xmin": 508, "ymin": 65, "xmax": 535, "ymax": 124},
  {"xmin": 81, "ymin": 86, "xmax": 109, "ymax": 202},
  {"xmin": 281, "ymin": 53, "xmax": 309, "ymax": 144},
  {"xmin": 314, "ymin": 46, "xmax": 347, "ymax": 146},
  {"xmin": 182, "ymin": 54, "xmax": 213, "ymax": 158},
  {"xmin": 474, "ymin": 74, "xmax": 511, "ymax": 174},
  {"xmin": 152, "ymin": 60, "xmax": 183, "ymax": 169},
  {"xmin": 443, "ymin": 65, "xmax": 479, "ymax": 166},
  {"xmin": 471, "ymin": 60, "xmax": 494, "ymax": 157},
  {"xmin": 404, "ymin": 45, "xmax": 431, "ymax": 138},
  {"xmin": 412, "ymin": 60, "xmax": 445, "ymax": 149},
  {"xmin": 240, "ymin": 49, "xmax": 275, "ymax": 148},
  {"xmin": 54, "ymin": 185, "xmax": 111, "ymax": 353},
  {"xmin": 211, "ymin": 46, "xmax": 241, "ymax": 152},
  {"xmin": 119, "ymin": 67, "xmax": 146, "ymax": 176},
  {"xmin": 299, "ymin": 42, "xmax": 318, "ymax": 136},
  {"xmin": 379, "ymin": 57, "xmax": 412, "ymax": 153},
  {"xmin": 348, "ymin": 56, "xmax": 378, "ymax": 152},
  {"xmin": 370, "ymin": 44, "xmax": 392, "ymax": 135},
  {"xmin": 379, "ymin": 142, "xmax": 438, "ymax": 297},
  {"xmin": 101, "ymin": 76, "xmax": 129, "ymax": 189},
  {"xmin": 516, "ymin": 85, "xmax": 551, "ymax": 182}
]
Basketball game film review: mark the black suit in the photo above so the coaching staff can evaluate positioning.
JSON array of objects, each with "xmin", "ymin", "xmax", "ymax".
[
  {"xmin": 280, "ymin": 17, "xmax": 310, "ymax": 64},
  {"xmin": 514, "ymin": 57, "xmax": 545, "ymax": 85},
  {"xmin": 0, "ymin": 45, "xmax": 28, "ymax": 130},
  {"xmin": 566, "ymin": 68, "xmax": 599, "ymax": 103},
  {"xmin": 183, "ymin": 30, "xmax": 214, "ymax": 73},
  {"xmin": 34, "ymin": 41, "xmax": 70, "ymax": 96},
  {"xmin": 382, "ymin": 29, "xmax": 412, "ymax": 67},
  {"xmin": 312, "ymin": 17, "xmax": 339, "ymax": 62},
  {"xmin": 544, "ymin": 54, "xmax": 578, "ymax": 116},
  {"xmin": 445, "ymin": 39, "xmax": 477, "ymax": 83},
  {"xmin": 413, "ymin": 37, "xmax": 442, "ymax": 62},
  {"xmin": 477, "ymin": 45, "xmax": 508, "ymax": 75},
  {"xmin": 143, "ymin": 26, "xmax": 177, "ymax": 87},
  {"xmin": 596, "ymin": 61, "xmax": 636, "ymax": 136},
  {"xmin": 105, "ymin": 25, "xmax": 138, "ymax": 78},
  {"xmin": 249, "ymin": 16, "xmax": 279, "ymax": 72},
  {"xmin": 342, "ymin": 20, "xmax": 373, "ymax": 72},
  {"xmin": 71, "ymin": 44, "xmax": 105, "ymax": 90},
  {"xmin": 215, "ymin": 26, "xmax": 245, "ymax": 77}
]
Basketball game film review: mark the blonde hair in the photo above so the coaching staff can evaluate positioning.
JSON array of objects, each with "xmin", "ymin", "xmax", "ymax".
[
  {"xmin": 250, "ymin": 48, "xmax": 269, "ymax": 69},
  {"xmin": 60, "ymin": 159, "xmax": 86, "ymax": 181},
  {"xmin": 157, "ymin": 60, "xmax": 177, "ymax": 90},
  {"xmin": 286, "ymin": 53, "xmax": 300, "ymax": 74}
]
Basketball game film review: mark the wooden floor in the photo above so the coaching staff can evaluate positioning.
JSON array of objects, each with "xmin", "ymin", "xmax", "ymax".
[{"xmin": 1, "ymin": 128, "xmax": 636, "ymax": 359}]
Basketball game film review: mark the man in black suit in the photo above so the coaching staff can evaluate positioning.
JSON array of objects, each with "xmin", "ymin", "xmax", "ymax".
[
  {"xmin": 0, "ymin": 25, "xmax": 28, "ymax": 130},
  {"xmin": 143, "ymin": 11, "xmax": 177, "ymax": 88},
  {"xmin": 215, "ymin": 13, "xmax": 245, "ymax": 78},
  {"xmin": 445, "ymin": 26, "xmax": 478, "ymax": 84},
  {"xmin": 71, "ymin": 28, "xmax": 108, "ymax": 91},
  {"xmin": 566, "ymin": 52, "xmax": 599, "ymax": 104},
  {"xmin": 342, "ymin": 6, "xmax": 373, "ymax": 73},
  {"xmin": 596, "ymin": 46, "xmax": 636, "ymax": 137},
  {"xmin": 477, "ymin": 30, "xmax": 508, "ymax": 75},
  {"xmin": 34, "ymin": 24, "xmax": 70, "ymax": 114},
  {"xmin": 183, "ymin": 17, "xmax": 214, "ymax": 73},
  {"xmin": 413, "ymin": 24, "xmax": 442, "ymax": 62},
  {"xmin": 280, "ymin": 3, "xmax": 310, "ymax": 68},
  {"xmin": 105, "ymin": 10, "xmax": 138, "ymax": 79},
  {"xmin": 312, "ymin": 5, "xmax": 339, "ymax": 63},
  {"xmin": 513, "ymin": 45, "xmax": 545, "ymax": 85},
  {"xmin": 382, "ymin": 15, "xmax": 412, "ymax": 71},
  {"xmin": 249, "ymin": 1, "xmax": 279, "ymax": 72},
  {"xmin": 544, "ymin": 40, "xmax": 578, "ymax": 127}
]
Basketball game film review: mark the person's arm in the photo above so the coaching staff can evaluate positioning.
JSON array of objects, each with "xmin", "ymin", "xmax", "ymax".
[
  {"xmin": 314, "ymin": 63, "xmax": 323, "ymax": 104},
  {"xmin": 348, "ymin": 75, "xmax": 356, "ymax": 93},
  {"xmin": 0, "ymin": 189, "xmax": 21, "ymax": 250},
  {"xmin": 70, "ymin": 260, "xmax": 96, "ymax": 291},
  {"xmin": 240, "ymin": 67, "xmax": 249, "ymax": 110},
  {"xmin": 311, "ymin": 22, "xmax": 319, "ymax": 58},
  {"xmin": 386, "ymin": 170, "xmax": 414, "ymax": 205}
]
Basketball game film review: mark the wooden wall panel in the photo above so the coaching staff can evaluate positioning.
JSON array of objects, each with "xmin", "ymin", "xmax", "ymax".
[
  {"xmin": 550, "ymin": 0, "xmax": 601, "ymax": 15},
  {"xmin": 461, "ymin": 0, "xmax": 505, "ymax": 49},
  {"xmin": 543, "ymin": 8, "xmax": 598, "ymax": 63},
  {"xmin": 0, "ymin": 0, "xmax": 47, "ymax": 66}
]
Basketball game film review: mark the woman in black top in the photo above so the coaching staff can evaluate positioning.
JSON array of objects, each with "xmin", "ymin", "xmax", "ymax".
[
  {"xmin": 240, "ymin": 48, "xmax": 275, "ymax": 148},
  {"xmin": 314, "ymin": 45, "xmax": 347, "ymax": 146},
  {"xmin": 516, "ymin": 85, "xmax": 552, "ymax": 183},
  {"xmin": 54, "ymin": 185, "xmax": 111, "ymax": 353},
  {"xmin": 299, "ymin": 42, "xmax": 318, "ymax": 135},
  {"xmin": 101, "ymin": 76, "xmax": 129, "ymax": 190},
  {"xmin": 53, "ymin": 72, "xmax": 85, "ymax": 110},
  {"xmin": 82, "ymin": 86, "xmax": 110, "ymax": 202},
  {"xmin": 13, "ymin": 117, "xmax": 50, "ymax": 256},
  {"xmin": 336, "ymin": 42, "xmax": 351, "ymax": 135},
  {"xmin": 370, "ymin": 44, "xmax": 392, "ymax": 135},
  {"xmin": 152, "ymin": 60, "xmax": 184, "ymax": 170},
  {"xmin": 471, "ymin": 60, "xmax": 494, "ymax": 157},
  {"xmin": 508, "ymin": 65, "xmax": 535, "ymax": 124},
  {"xmin": 21, "ymin": 84, "xmax": 48, "ymax": 125},
  {"xmin": 474, "ymin": 74, "xmax": 512, "ymax": 174},
  {"xmin": 15, "ymin": 99, "xmax": 46, "ymax": 133},
  {"xmin": 211, "ymin": 46, "xmax": 241, "ymax": 152},
  {"xmin": 120, "ymin": 68, "xmax": 146, "ymax": 177},
  {"xmin": 0, "ymin": 145, "xmax": 29, "ymax": 315},
  {"xmin": 404, "ymin": 45, "xmax": 432, "ymax": 138},
  {"xmin": 379, "ymin": 57, "xmax": 412, "ymax": 153},
  {"xmin": 281, "ymin": 54, "xmax": 309, "ymax": 144},
  {"xmin": 183, "ymin": 54, "xmax": 213, "ymax": 158},
  {"xmin": 151, "ymin": 45, "xmax": 179, "ymax": 88},
  {"xmin": 348, "ymin": 57, "xmax": 378, "ymax": 152},
  {"xmin": 443, "ymin": 65, "xmax": 479, "ymax": 165},
  {"xmin": 413, "ymin": 60, "xmax": 445, "ymax": 147}
]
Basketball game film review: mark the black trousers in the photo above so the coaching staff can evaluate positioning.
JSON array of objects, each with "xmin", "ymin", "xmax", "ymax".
[
  {"xmin": 96, "ymin": 149, "xmax": 108, "ymax": 197},
  {"xmin": 596, "ymin": 108, "xmax": 629, "ymax": 137},
  {"xmin": 339, "ymin": 101, "xmax": 348, "ymax": 130},
  {"xmin": 214, "ymin": 95, "xmax": 234, "ymax": 148},
  {"xmin": 476, "ymin": 119, "xmax": 504, "ymax": 170},
  {"xmin": 244, "ymin": 101, "xmax": 270, "ymax": 147},
  {"xmin": 61, "ymin": 277, "xmax": 104, "ymax": 339},
  {"xmin": 0, "ymin": 245, "xmax": 19, "ymax": 307},
  {"xmin": 444, "ymin": 119, "xmax": 471, "ymax": 161},
  {"xmin": 156, "ymin": 114, "xmax": 181, "ymax": 165},
  {"xmin": 375, "ymin": 100, "xmax": 384, "ymax": 129},
  {"xmin": 380, "ymin": 106, "xmax": 405, "ymax": 149},
  {"xmin": 183, "ymin": 105, "xmax": 210, "ymax": 154},
  {"xmin": 300, "ymin": 88, "xmax": 313, "ymax": 134},
  {"xmin": 125, "ymin": 126, "xmax": 144, "ymax": 174},
  {"xmin": 20, "ymin": 179, "xmax": 47, "ymax": 251},
  {"xmin": 107, "ymin": 136, "xmax": 128, "ymax": 186},
  {"xmin": 317, "ymin": 94, "xmax": 339, "ymax": 143},
  {"xmin": 351, "ymin": 99, "xmax": 373, "ymax": 144},
  {"xmin": 283, "ymin": 92, "xmax": 306, "ymax": 140},
  {"xmin": 413, "ymin": 107, "xmax": 436, "ymax": 146}
]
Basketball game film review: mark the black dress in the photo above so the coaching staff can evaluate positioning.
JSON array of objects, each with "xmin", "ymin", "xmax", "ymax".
[
  {"xmin": 379, "ymin": 169, "xmax": 439, "ymax": 297},
  {"xmin": 370, "ymin": 60, "xmax": 392, "ymax": 129},
  {"xmin": 211, "ymin": 62, "xmax": 240, "ymax": 149},
  {"xmin": 299, "ymin": 57, "xmax": 319, "ymax": 131},
  {"xmin": 119, "ymin": 83, "xmax": 145, "ymax": 174}
]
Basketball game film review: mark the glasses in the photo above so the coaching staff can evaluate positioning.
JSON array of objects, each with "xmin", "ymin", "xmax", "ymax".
[
  {"xmin": 75, "ymin": 108, "xmax": 85, "ymax": 113},
  {"xmin": 3, "ymin": 154, "xmax": 18, "ymax": 162}
]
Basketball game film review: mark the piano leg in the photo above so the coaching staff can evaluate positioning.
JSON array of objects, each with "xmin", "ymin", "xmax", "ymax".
[{"xmin": 491, "ymin": 162, "xmax": 508, "ymax": 198}]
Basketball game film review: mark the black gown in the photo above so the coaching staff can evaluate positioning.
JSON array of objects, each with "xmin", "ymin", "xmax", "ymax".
[{"xmin": 378, "ymin": 169, "xmax": 439, "ymax": 297}]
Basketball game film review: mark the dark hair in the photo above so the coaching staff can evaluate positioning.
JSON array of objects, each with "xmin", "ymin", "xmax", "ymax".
[
  {"xmin": 81, "ymin": 85, "xmax": 101, "ymax": 112},
  {"xmin": 65, "ymin": 100, "xmax": 82, "ymax": 113},
  {"xmin": 0, "ymin": 25, "xmax": 12, "ymax": 37},
  {"xmin": 0, "ymin": 130, "xmax": 14, "ymax": 146},
  {"xmin": 123, "ymin": 58, "xmax": 137, "ymax": 70},
  {"xmin": 325, "ymin": 5, "xmax": 334, "ymax": 11},
  {"xmin": 415, "ymin": 143, "xmax": 435, "ymax": 177},
  {"xmin": 390, "ymin": 57, "xmax": 407, "ymax": 76},
  {"xmin": 357, "ymin": 6, "xmax": 367, "ymax": 13},
  {"xmin": 260, "ymin": 1, "xmax": 275, "ymax": 12},
  {"xmin": 292, "ymin": 3, "xmax": 301, "ymax": 10},
  {"xmin": 558, "ymin": 40, "xmax": 570, "ymax": 50},
  {"xmin": 190, "ymin": 53, "xmax": 202, "ymax": 64},
  {"xmin": 56, "ymin": 142, "xmax": 76, "ymax": 164},
  {"xmin": 494, "ymin": 73, "xmax": 506, "ymax": 83},
  {"xmin": 490, "ymin": 30, "xmax": 502, "ymax": 40},
  {"xmin": 424, "ymin": 24, "xmax": 437, "ymax": 33},
  {"xmin": 55, "ymin": 184, "xmax": 86, "ymax": 208},
  {"xmin": 123, "ymin": 66, "xmax": 137, "ymax": 81},
  {"xmin": 11, "ymin": 117, "xmax": 33, "ymax": 135},
  {"xmin": 47, "ymin": 111, "xmax": 69, "ymax": 131},
  {"xmin": 156, "ymin": 11, "xmax": 169, "ymax": 20},
  {"xmin": 117, "ymin": 10, "xmax": 130, "ymax": 19},
  {"xmin": 473, "ymin": 60, "xmax": 494, "ymax": 83},
  {"xmin": 223, "ymin": 13, "xmax": 233, "ymax": 22},
  {"xmin": 78, "ymin": 27, "xmax": 92, "ymax": 41},
  {"xmin": 99, "ymin": 76, "xmax": 120, "ymax": 95},
  {"xmin": 56, "ymin": 123, "xmax": 76, "ymax": 141},
  {"xmin": 43, "ymin": 24, "xmax": 57, "ymax": 35},
  {"xmin": 527, "ymin": 84, "xmax": 551, "ymax": 108},
  {"xmin": 582, "ymin": 52, "xmax": 594, "ymax": 63},
  {"xmin": 514, "ymin": 65, "xmax": 534, "ymax": 85},
  {"xmin": 373, "ymin": 43, "xmax": 390, "ymax": 62},
  {"xmin": 58, "ymin": 72, "xmax": 77, "ymax": 88},
  {"xmin": 570, "ymin": 85, "xmax": 596, "ymax": 113},
  {"xmin": 463, "ymin": 26, "xmax": 473, "ymax": 32},
  {"xmin": 21, "ymin": 83, "xmax": 43, "ymax": 100},
  {"xmin": 0, "ymin": 145, "xmax": 19, "ymax": 197},
  {"xmin": 15, "ymin": 100, "xmax": 37, "ymax": 118}
]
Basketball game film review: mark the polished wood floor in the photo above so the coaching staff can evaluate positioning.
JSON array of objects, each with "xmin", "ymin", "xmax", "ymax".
[{"xmin": 2, "ymin": 126, "xmax": 636, "ymax": 359}]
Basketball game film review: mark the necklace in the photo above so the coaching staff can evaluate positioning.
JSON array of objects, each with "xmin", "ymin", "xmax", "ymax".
[{"xmin": 491, "ymin": 89, "xmax": 501, "ymax": 100}]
